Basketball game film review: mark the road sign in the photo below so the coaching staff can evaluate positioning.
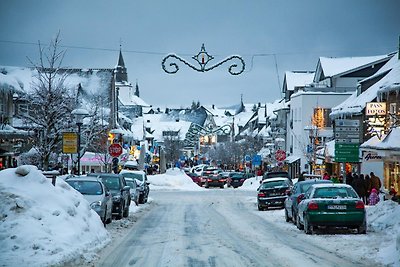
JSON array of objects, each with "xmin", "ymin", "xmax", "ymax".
[
  {"xmin": 275, "ymin": 149, "xmax": 286, "ymax": 161},
  {"xmin": 334, "ymin": 143, "xmax": 359, "ymax": 162},
  {"xmin": 108, "ymin": 143, "xmax": 123, "ymax": 157},
  {"xmin": 252, "ymin": 155, "xmax": 262, "ymax": 166}
]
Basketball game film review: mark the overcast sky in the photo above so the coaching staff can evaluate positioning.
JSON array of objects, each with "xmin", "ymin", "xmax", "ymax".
[{"xmin": 0, "ymin": 0, "xmax": 399, "ymax": 108}]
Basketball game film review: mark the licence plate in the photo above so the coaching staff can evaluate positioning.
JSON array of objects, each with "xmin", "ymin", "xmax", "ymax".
[{"xmin": 327, "ymin": 205, "xmax": 346, "ymax": 210}]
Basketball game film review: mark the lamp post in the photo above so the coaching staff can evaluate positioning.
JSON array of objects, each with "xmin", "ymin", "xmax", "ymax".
[{"xmin": 72, "ymin": 108, "xmax": 89, "ymax": 175}]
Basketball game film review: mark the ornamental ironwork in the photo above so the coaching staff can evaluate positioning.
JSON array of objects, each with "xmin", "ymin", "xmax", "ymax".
[
  {"xmin": 162, "ymin": 44, "xmax": 245, "ymax": 75},
  {"xmin": 184, "ymin": 123, "xmax": 233, "ymax": 147}
]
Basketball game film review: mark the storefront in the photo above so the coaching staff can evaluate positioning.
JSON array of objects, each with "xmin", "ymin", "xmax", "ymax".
[{"xmin": 361, "ymin": 127, "xmax": 400, "ymax": 194}]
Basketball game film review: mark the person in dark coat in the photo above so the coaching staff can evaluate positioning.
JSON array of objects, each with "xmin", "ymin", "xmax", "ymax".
[
  {"xmin": 346, "ymin": 172, "xmax": 353, "ymax": 186},
  {"xmin": 364, "ymin": 174, "xmax": 371, "ymax": 203},
  {"xmin": 352, "ymin": 174, "xmax": 367, "ymax": 203},
  {"xmin": 370, "ymin": 172, "xmax": 382, "ymax": 191}
]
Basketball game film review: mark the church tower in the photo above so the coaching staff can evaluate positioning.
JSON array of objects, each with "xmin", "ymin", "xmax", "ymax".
[
  {"xmin": 115, "ymin": 48, "xmax": 128, "ymax": 83},
  {"xmin": 134, "ymin": 80, "xmax": 140, "ymax": 97}
]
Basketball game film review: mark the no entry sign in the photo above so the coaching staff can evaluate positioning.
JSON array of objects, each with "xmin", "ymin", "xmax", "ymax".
[{"xmin": 275, "ymin": 149, "xmax": 286, "ymax": 161}]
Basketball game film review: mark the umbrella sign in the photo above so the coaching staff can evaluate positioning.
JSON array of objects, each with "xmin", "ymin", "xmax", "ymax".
[
  {"xmin": 108, "ymin": 143, "xmax": 123, "ymax": 157},
  {"xmin": 275, "ymin": 149, "xmax": 286, "ymax": 161}
]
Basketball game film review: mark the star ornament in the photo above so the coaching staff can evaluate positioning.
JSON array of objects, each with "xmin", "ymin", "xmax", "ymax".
[{"xmin": 192, "ymin": 44, "xmax": 214, "ymax": 71}]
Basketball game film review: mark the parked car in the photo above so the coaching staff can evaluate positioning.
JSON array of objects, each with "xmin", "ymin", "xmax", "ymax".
[
  {"xmin": 262, "ymin": 171, "xmax": 291, "ymax": 181},
  {"xmin": 87, "ymin": 173, "xmax": 131, "ymax": 219},
  {"xmin": 65, "ymin": 176, "xmax": 113, "ymax": 225},
  {"xmin": 257, "ymin": 177, "xmax": 292, "ymax": 210},
  {"xmin": 226, "ymin": 172, "xmax": 247, "ymax": 188},
  {"xmin": 186, "ymin": 172, "xmax": 202, "ymax": 186},
  {"xmin": 284, "ymin": 179, "xmax": 333, "ymax": 224},
  {"xmin": 296, "ymin": 183, "xmax": 367, "ymax": 234},
  {"xmin": 120, "ymin": 170, "xmax": 150, "ymax": 204},
  {"xmin": 124, "ymin": 177, "xmax": 140, "ymax": 206}
]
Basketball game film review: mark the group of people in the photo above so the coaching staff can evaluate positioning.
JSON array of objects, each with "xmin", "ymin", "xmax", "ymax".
[{"xmin": 320, "ymin": 171, "xmax": 383, "ymax": 205}]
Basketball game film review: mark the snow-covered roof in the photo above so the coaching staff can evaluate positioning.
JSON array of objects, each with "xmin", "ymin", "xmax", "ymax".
[
  {"xmin": 361, "ymin": 127, "xmax": 400, "ymax": 151},
  {"xmin": 331, "ymin": 53, "xmax": 400, "ymax": 118},
  {"xmin": 316, "ymin": 54, "xmax": 390, "ymax": 80},
  {"xmin": 119, "ymin": 94, "xmax": 150, "ymax": 107},
  {"xmin": 283, "ymin": 71, "xmax": 314, "ymax": 92}
]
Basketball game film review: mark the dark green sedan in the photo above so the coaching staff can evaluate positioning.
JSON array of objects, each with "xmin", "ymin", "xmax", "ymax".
[{"xmin": 296, "ymin": 183, "xmax": 366, "ymax": 235}]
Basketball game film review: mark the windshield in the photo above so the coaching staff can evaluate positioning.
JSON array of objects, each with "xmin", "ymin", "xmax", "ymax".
[
  {"xmin": 66, "ymin": 181, "xmax": 103, "ymax": 195},
  {"xmin": 312, "ymin": 187, "xmax": 358, "ymax": 198},
  {"xmin": 260, "ymin": 180, "xmax": 289, "ymax": 189},
  {"xmin": 126, "ymin": 180, "xmax": 136, "ymax": 189},
  {"xmin": 121, "ymin": 172, "xmax": 144, "ymax": 181},
  {"xmin": 101, "ymin": 177, "xmax": 121, "ymax": 190}
]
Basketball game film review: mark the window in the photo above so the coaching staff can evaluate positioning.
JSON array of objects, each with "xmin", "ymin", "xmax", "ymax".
[
  {"xmin": 389, "ymin": 103, "xmax": 397, "ymax": 126},
  {"xmin": 312, "ymin": 107, "xmax": 332, "ymax": 128}
]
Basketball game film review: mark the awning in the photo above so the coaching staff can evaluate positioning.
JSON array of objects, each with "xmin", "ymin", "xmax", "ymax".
[{"xmin": 284, "ymin": 155, "xmax": 300, "ymax": 164}]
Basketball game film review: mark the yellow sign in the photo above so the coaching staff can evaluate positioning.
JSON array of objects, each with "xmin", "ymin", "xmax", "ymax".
[
  {"xmin": 62, "ymin": 132, "xmax": 78, "ymax": 154},
  {"xmin": 366, "ymin": 102, "xmax": 386, "ymax": 116}
]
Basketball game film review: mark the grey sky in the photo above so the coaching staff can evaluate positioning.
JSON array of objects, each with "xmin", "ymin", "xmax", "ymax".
[{"xmin": 0, "ymin": 0, "xmax": 399, "ymax": 108}]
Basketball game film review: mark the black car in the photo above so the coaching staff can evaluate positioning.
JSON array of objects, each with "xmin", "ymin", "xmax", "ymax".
[
  {"xmin": 257, "ymin": 177, "xmax": 292, "ymax": 210},
  {"xmin": 284, "ymin": 179, "xmax": 333, "ymax": 224},
  {"xmin": 262, "ymin": 171, "xmax": 291, "ymax": 181},
  {"xmin": 227, "ymin": 172, "xmax": 246, "ymax": 188},
  {"xmin": 88, "ymin": 173, "xmax": 131, "ymax": 219},
  {"xmin": 204, "ymin": 170, "xmax": 225, "ymax": 188}
]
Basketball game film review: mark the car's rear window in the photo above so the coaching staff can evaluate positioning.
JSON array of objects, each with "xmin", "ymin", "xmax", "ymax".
[
  {"xmin": 300, "ymin": 181, "xmax": 331, "ymax": 193},
  {"xmin": 313, "ymin": 187, "xmax": 358, "ymax": 198},
  {"xmin": 121, "ymin": 172, "xmax": 144, "ymax": 181},
  {"xmin": 67, "ymin": 181, "xmax": 103, "ymax": 195},
  {"xmin": 260, "ymin": 180, "xmax": 289, "ymax": 189},
  {"xmin": 101, "ymin": 177, "xmax": 121, "ymax": 190}
]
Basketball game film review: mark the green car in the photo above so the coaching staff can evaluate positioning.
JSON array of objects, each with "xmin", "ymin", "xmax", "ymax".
[{"xmin": 296, "ymin": 183, "xmax": 366, "ymax": 235}]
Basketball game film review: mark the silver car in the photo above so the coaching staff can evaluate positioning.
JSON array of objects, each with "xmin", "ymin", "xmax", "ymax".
[
  {"xmin": 124, "ymin": 177, "xmax": 140, "ymax": 206},
  {"xmin": 66, "ymin": 176, "xmax": 113, "ymax": 226}
]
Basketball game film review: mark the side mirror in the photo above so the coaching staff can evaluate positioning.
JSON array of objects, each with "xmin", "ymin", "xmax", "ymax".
[
  {"xmin": 105, "ymin": 191, "xmax": 111, "ymax": 197},
  {"xmin": 285, "ymin": 189, "xmax": 292, "ymax": 196},
  {"xmin": 146, "ymin": 182, "xmax": 150, "ymax": 186},
  {"xmin": 297, "ymin": 193, "xmax": 305, "ymax": 204},
  {"xmin": 123, "ymin": 186, "xmax": 130, "ymax": 192}
]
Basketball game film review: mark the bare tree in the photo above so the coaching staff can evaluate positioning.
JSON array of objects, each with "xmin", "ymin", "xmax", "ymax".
[{"xmin": 20, "ymin": 32, "xmax": 74, "ymax": 170}]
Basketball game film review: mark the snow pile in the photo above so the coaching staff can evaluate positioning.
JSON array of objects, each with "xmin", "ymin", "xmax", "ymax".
[
  {"xmin": 240, "ymin": 176, "xmax": 262, "ymax": 191},
  {"xmin": 148, "ymin": 168, "xmax": 205, "ymax": 191},
  {"xmin": 0, "ymin": 166, "xmax": 110, "ymax": 267},
  {"xmin": 366, "ymin": 200, "xmax": 400, "ymax": 266}
]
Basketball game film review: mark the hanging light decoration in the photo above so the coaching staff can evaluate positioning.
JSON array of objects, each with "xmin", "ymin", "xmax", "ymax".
[{"xmin": 162, "ymin": 44, "xmax": 245, "ymax": 75}]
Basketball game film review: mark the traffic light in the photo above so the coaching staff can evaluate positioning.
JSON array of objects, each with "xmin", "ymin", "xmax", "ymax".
[{"xmin": 108, "ymin": 133, "xmax": 115, "ymax": 144}]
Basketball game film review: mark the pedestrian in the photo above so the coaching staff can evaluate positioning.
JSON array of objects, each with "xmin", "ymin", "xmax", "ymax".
[
  {"xmin": 338, "ymin": 175, "xmax": 344, "ymax": 183},
  {"xmin": 370, "ymin": 172, "xmax": 382, "ymax": 192},
  {"xmin": 368, "ymin": 188, "xmax": 380, "ymax": 205},
  {"xmin": 323, "ymin": 172, "xmax": 330, "ymax": 180},
  {"xmin": 330, "ymin": 173, "xmax": 339, "ymax": 183},
  {"xmin": 346, "ymin": 172, "xmax": 353, "ymax": 185},
  {"xmin": 364, "ymin": 174, "xmax": 371, "ymax": 203},
  {"xmin": 352, "ymin": 174, "xmax": 367, "ymax": 203}
]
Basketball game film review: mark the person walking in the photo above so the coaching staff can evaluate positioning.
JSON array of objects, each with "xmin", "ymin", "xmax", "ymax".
[
  {"xmin": 370, "ymin": 172, "xmax": 382, "ymax": 192},
  {"xmin": 368, "ymin": 188, "xmax": 380, "ymax": 205},
  {"xmin": 364, "ymin": 174, "xmax": 371, "ymax": 203},
  {"xmin": 345, "ymin": 172, "xmax": 353, "ymax": 185},
  {"xmin": 330, "ymin": 173, "xmax": 339, "ymax": 183},
  {"xmin": 352, "ymin": 174, "xmax": 367, "ymax": 203}
]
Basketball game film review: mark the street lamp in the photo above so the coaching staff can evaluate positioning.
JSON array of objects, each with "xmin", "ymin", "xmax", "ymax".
[{"xmin": 72, "ymin": 108, "xmax": 89, "ymax": 175}]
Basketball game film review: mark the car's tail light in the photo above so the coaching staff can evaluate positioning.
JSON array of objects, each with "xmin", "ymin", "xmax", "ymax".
[
  {"xmin": 297, "ymin": 194, "xmax": 304, "ymax": 204},
  {"xmin": 240, "ymin": 179, "xmax": 245, "ymax": 182},
  {"xmin": 308, "ymin": 201, "xmax": 319, "ymax": 210},
  {"xmin": 208, "ymin": 179, "xmax": 212, "ymax": 182},
  {"xmin": 258, "ymin": 193, "xmax": 266, "ymax": 197},
  {"xmin": 355, "ymin": 200, "xmax": 365, "ymax": 209}
]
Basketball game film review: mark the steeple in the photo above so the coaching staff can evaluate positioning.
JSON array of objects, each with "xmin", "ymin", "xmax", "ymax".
[
  {"xmin": 134, "ymin": 80, "xmax": 140, "ymax": 97},
  {"xmin": 115, "ymin": 46, "xmax": 128, "ymax": 83}
]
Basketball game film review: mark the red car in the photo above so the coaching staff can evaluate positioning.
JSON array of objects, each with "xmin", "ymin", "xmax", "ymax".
[{"xmin": 187, "ymin": 172, "xmax": 202, "ymax": 186}]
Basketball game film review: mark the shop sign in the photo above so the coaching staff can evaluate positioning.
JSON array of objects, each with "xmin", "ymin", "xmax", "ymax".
[
  {"xmin": 362, "ymin": 151, "xmax": 382, "ymax": 162},
  {"xmin": 366, "ymin": 102, "xmax": 386, "ymax": 116}
]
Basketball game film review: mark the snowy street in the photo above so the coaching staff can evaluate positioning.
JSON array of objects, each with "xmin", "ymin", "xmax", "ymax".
[{"xmin": 88, "ymin": 190, "xmax": 383, "ymax": 267}]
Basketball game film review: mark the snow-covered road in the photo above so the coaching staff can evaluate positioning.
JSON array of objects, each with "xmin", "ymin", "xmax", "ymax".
[{"xmin": 93, "ymin": 190, "xmax": 382, "ymax": 267}]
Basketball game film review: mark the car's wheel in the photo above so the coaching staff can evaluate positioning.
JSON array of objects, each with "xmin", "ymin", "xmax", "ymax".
[
  {"xmin": 292, "ymin": 210, "xmax": 297, "ymax": 225},
  {"xmin": 296, "ymin": 214, "xmax": 304, "ymax": 230},
  {"xmin": 102, "ymin": 210, "xmax": 107, "ymax": 227},
  {"xmin": 357, "ymin": 220, "xmax": 367, "ymax": 234},
  {"xmin": 106, "ymin": 208, "xmax": 112, "ymax": 224},
  {"xmin": 116, "ymin": 203, "xmax": 123, "ymax": 220},
  {"xmin": 205, "ymin": 183, "xmax": 209, "ymax": 188},
  {"xmin": 284, "ymin": 208, "xmax": 290, "ymax": 222},
  {"xmin": 139, "ymin": 194, "xmax": 144, "ymax": 204},
  {"xmin": 304, "ymin": 216, "xmax": 314, "ymax": 235},
  {"xmin": 257, "ymin": 204, "xmax": 263, "ymax": 211},
  {"xmin": 123, "ymin": 202, "xmax": 129, "ymax": 217},
  {"xmin": 220, "ymin": 185, "xmax": 224, "ymax": 189}
]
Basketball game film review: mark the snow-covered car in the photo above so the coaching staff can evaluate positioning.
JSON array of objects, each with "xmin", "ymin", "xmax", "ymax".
[
  {"xmin": 284, "ymin": 179, "xmax": 333, "ymax": 224},
  {"xmin": 65, "ymin": 176, "xmax": 113, "ymax": 226},
  {"xmin": 296, "ymin": 183, "xmax": 366, "ymax": 235},
  {"xmin": 257, "ymin": 177, "xmax": 292, "ymax": 210},
  {"xmin": 120, "ymin": 170, "xmax": 150, "ymax": 204}
]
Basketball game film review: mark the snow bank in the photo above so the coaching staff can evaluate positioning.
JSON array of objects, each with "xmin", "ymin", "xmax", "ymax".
[
  {"xmin": 148, "ymin": 168, "xmax": 205, "ymax": 191},
  {"xmin": 239, "ymin": 176, "xmax": 262, "ymax": 191},
  {"xmin": 367, "ymin": 200, "xmax": 400, "ymax": 266},
  {"xmin": 0, "ymin": 166, "xmax": 110, "ymax": 267}
]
